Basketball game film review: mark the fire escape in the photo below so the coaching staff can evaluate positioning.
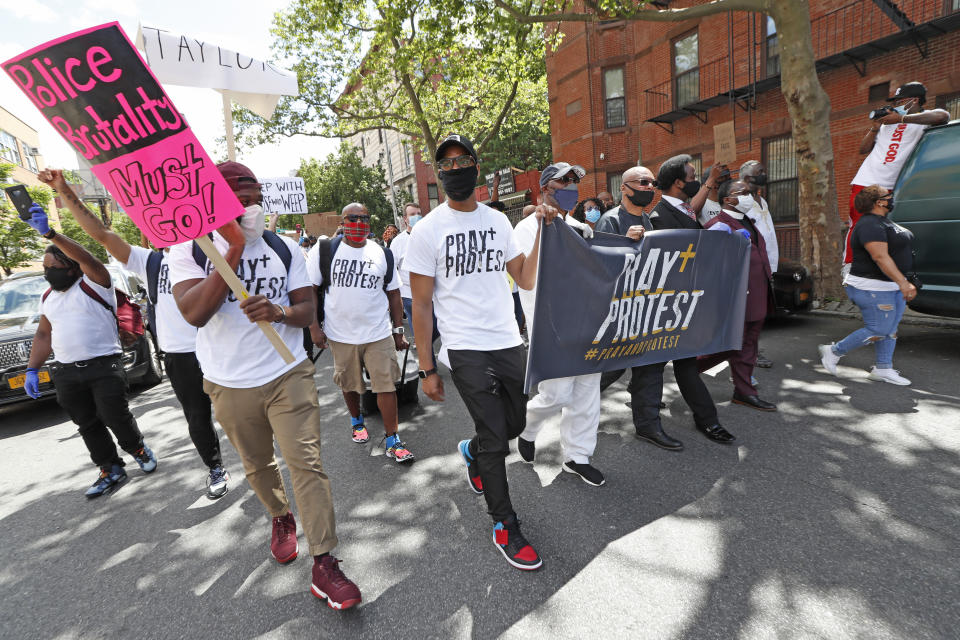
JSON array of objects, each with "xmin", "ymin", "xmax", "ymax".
[{"xmin": 643, "ymin": 0, "xmax": 960, "ymax": 133}]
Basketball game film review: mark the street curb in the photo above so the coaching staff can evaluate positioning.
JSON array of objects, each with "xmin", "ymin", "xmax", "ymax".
[{"xmin": 810, "ymin": 309, "xmax": 960, "ymax": 330}]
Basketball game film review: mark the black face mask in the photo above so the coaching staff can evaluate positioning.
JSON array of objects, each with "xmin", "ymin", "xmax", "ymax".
[
  {"xmin": 625, "ymin": 187, "xmax": 655, "ymax": 208},
  {"xmin": 749, "ymin": 174, "xmax": 768, "ymax": 186},
  {"xmin": 44, "ymin": 266, "xmax": 79, "ymax": 291},
  {"xmin": 681, "ymin": 179, "xmax": 701, "ymax": 199},
  {"xmin": 439, "ymin": 166, "xmax": 479, "ymax": 202}
]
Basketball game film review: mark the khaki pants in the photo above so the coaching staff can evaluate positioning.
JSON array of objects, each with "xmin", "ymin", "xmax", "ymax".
[{"xmin": 203, "ymin": 359, "xmax": 338, "ymax": 556}]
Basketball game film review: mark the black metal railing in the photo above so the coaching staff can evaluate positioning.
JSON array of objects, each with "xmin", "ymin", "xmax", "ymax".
[{"xmin": 643, "ymin": 0, "xmax": 959, "ymax": 122}]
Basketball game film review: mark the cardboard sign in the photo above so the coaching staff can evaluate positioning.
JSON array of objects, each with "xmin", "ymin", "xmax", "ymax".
[
  {"xmin": 302, "ymin": 212, "xmax": 339, "ymax": 238},
  {"xmin": 136, "ymin": 25, "xmax": 299, "ymax": 120},
  {"xmin": 713, "ymin": 121, "xmax": 737, "ymax": 166},
  {"xmin": 261, "ymin": 177, "xmax": 307, "ymax": 215},
  {"xmin": 2, "ymin": 23, "xmax": 243, "ymax": 247}
]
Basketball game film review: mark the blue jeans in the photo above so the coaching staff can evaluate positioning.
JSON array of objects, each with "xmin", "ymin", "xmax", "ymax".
[
  {"xmin": 833, "ymin": 286, "xmax": 906, "ymax": 368},
  {"xmin": 402, "ymin": 297, "xmax": 440, "ymax": 343}
]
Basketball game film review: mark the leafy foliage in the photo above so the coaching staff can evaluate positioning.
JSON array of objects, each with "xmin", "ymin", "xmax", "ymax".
[
  {"xmin": 297, "ymin": 143, "xmax": 395, "ymax": 236},
  {"xmin": 234, "ymin": 0, "xmax": 546, "ymax": 168},
  {"xmin": 0, "ymin": 163, "xmax": 46, "ymax": 276},
  {"xmin": 57, "ymin": 208, "xmax": 109, "ymax": 263},
  {"xmin": 476, "ymin": 76, "xmax": 551, "ymax": 173}
]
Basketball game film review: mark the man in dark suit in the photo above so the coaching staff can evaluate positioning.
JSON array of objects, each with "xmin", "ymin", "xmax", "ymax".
[
  {"xmin": 699, "ymin": 179, "xmax": 777, "ymax": 411},
  {"xmin": 599, "ymin": 159, "xmax": 736, "ymax": 449}
]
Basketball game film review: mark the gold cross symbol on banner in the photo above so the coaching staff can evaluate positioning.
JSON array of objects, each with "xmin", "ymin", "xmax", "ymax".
[{"xmin": 679, "ymin": 243, "xmax": 697, "ymax": 272}]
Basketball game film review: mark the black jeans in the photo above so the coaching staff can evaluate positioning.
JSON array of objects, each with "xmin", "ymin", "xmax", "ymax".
[
  {"xmin": 448, "ymin": 345, "xmax": 527, "ymax": 523},
  {"xmin": 164, "ymin": 351, "xmax": 222, "ymax": 469},
  {"xmin": 601, "ymin": 357, "xmax": 718, "ymax": 431},
  {"xmin": 52, "ymin": 355, "xmax": 143, "ymax": 468}
]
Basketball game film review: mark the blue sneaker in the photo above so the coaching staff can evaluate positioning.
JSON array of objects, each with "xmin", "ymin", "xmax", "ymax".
[
  {"xmin": 206, "ymin": 465, "xmax": 229, "ymax": 499},
  {"xmin": 84, "ymin": 464, "xmax": 127, "ymax": 499},
  {"xmin": 458, "ymin": 439, "xmax": 483, "ymax": 495},
  {"xmin": 384, "ymin": 434, "xmax": 415, "ymax": 463},
  {"xmin": 350, "ymin": 415, "xmax": 369, "ymax": 443},
  {"xmin": 133, "ymin": 445, "xmax": 158, "ymax": 473}
]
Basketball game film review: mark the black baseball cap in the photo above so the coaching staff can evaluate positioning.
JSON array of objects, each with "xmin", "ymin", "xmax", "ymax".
[
  {"xmin": 435, "ymin": 134, "xmax": 478, "ymax": 163},
  {"xmin": 539, "ymin": 162, "xmax": 586, "ymax": 187},
  {"xmin": 887, "ymin": 82, "xmax": 926, "ymax": 102}
]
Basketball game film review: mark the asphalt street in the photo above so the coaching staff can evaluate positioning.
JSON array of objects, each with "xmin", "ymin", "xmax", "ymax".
[{"xmin": 1, "ymin": 313, "xmax": 958, "ymax": 640}]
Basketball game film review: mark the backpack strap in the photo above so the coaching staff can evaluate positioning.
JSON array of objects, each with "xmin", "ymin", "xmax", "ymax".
[
  {"xmin": 42, "ymin": 287, "xmax": 52, "ymax": 303},
  {"xmin": 382, "ymin": 245, "xmax": 394, "ymax": 291},
  {"xmin": 261, "ymin": 229, "xmax": 292, "ymax": 273},
  {"xmin": 145, "ymin": 250, "xmax": 164, "ymax": 304},
  {"xmin": 191, "ymin": 236, "xmax": 209, "ymax": 270},
  {"xmin": 79, "ymin": 280, "xmax": 115, "ymax": 315}
]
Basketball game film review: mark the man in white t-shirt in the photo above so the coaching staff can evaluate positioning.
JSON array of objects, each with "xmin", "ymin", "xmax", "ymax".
[
  {"xmin": 169, "ymin": 161, "xmax": 361, "ymax": 611},
  {"xmin": 513, "ymin": 162, "xmax": 606, "ymax": 487},
  {"xmin": 405, "ymin": 134, "xmax": 557, "ymax": 571},
  {"xmin": 846, "ymin": 82, "xmax": 949, "ymax": 271},
  {"xmin": 23, "ymin": 204, "xmax": 158, "ymax": 498},
  {"xmin": 391, "ymin": 202, "xmax": 438, "ymax": 342},
  {"xmin": 38, "ymin": 169, "xmax": 229, "ymax": 500},
  {"xmin": 306, "ymin": 203, "xmax": 414, "ymax": 462}
]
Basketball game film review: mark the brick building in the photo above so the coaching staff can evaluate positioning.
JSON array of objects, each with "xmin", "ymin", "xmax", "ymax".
[{"xmin": 546, "ymin": 0, "xmax": 960, "ymax": 261}]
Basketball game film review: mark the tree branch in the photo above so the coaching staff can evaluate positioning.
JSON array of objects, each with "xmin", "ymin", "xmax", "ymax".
[
  {"xmin": 476, "ymin": 77, "xmax": 521, "ymax": 151},
  {"xmin": 495, "ymin": 0, "xmax": 767, "ymax": 24}
]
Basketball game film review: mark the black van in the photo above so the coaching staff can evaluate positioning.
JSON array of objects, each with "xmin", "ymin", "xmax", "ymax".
[{"xmin": 889, "ymin": 120, "xmax": 960, "ymax": 318}]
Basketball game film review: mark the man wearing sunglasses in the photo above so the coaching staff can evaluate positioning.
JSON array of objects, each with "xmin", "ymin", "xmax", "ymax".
[
  {"xmin": 306, "ymin": 203, "xmax": 414, "ymax": 463},
  {"xmin": 513, "ymin": 162, "xmax": 606, "ymax": 488},
  {"xmin": 404, "ymin": 134, "xmax": 557, "ymax": 571}
]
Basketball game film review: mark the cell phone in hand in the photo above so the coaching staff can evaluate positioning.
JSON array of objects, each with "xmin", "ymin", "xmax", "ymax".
[{"xmin": 4, "ymin": 185, "xmax": 34, "ymax": 221}]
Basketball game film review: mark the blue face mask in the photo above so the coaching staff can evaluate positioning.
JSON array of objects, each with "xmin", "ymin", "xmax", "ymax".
[
  {"xmin": 584, "ymin": 207, "xmax": 602, "ymax": 223},
  {"xmin": 407, "ymin": 214, "xmax": 422, "ymax": 229},
  {"xmin": 893, "ymin": 105, "xmax": 909, "ymax": 116},
  {"xmin": 552, "ymin": 183, "xmax": 580, "ymax": 212}
]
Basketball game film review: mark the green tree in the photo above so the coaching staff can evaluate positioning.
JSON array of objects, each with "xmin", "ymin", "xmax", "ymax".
[
  {"xmin": 494, "ymin": 0, "xmax": 843, "ymax": 299},
  {"xmin": 477, "ymin": 77, "xmax": 552, "ymax": 174},
  {"xmin": 57, "ymin": 208, "xmax": 109, "ymax": 263},
  {"xmin": 297, "ymin": 143, "xmax": 394, "ymax": 235},
  {"xmin": 0, "ymin": 162, "xmax": 46, "ymax": 276},
  {"xmin": 234, "ymin": 0, "xmax": 546, "ymax": 183}
]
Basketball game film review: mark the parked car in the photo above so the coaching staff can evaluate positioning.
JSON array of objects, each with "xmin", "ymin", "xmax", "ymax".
[
  {"xmin": 890, "ymin": 119, "xmax": 960, "ymax": 318},
  {"xmin": 770, "ymin": 259, "xmax": 814, "ymax": 317},
  {"xmin": 0, "ymin": 265, "xmax": 162, "ymax": 407}
]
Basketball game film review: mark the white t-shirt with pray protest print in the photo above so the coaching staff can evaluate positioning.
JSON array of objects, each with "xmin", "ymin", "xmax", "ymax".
[
  {"xmin": 404, "ymin": 201, "xmax": 523, "ymax": 353},
  {"xmin": 305, "ymin": 239, "xmax": 400, "ymax": 345},
  {"xmin": 167, "ymin": 232, "xmax": 310, "ymax": 388},
  {"xmin": 123, "ymin": 246, "xmax": 197, "ymax": 354}
]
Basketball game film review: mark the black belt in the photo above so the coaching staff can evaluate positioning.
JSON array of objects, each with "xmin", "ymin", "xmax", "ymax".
[{"xmin": 53, "ymin": 353, "xmax": 121, "ymax": 369}]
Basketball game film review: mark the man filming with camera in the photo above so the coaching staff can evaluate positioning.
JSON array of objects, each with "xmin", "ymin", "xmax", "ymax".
[{"xmin": 846, "ymin": 82, "xmax": 948, "ymax": 275}]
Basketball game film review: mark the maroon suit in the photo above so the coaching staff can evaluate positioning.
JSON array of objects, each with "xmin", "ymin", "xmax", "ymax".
[{"xmin": 698, "ymin": 211, "xmax": 773, "ymax": 396}]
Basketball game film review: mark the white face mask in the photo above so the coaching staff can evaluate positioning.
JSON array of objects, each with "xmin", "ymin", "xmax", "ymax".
[
  {"xmin": 732, "ymin": 195, "xmax": 755, "ymax": 214},
  {"xmin": 407, "ymin": 214, "xmax": 422, "ymax": 229},
  {"xmin": 240, "ymin": 204, "xmax": 264, "ymax": 245}
]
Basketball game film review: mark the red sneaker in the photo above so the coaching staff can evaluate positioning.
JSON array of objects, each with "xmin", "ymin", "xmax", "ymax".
[
  {"xmin": 270, "ymin": 512, "xmax": 299, "ymax": 564},
  {"xmin": 493, "ymin": 515, "xmax": 542, "ymax": 570},
  {"xmin": 311, "ymin": 555, "xmax": 362, "ymax": 610}
]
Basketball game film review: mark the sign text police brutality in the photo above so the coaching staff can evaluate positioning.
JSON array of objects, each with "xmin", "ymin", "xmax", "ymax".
[{"xmin": 2, "ymin": 23, "xmax": 242, "ymax": 247}]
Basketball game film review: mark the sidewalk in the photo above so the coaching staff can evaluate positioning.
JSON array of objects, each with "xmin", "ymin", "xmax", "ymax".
[{"xmin": 812, "ymin": 299, "xmax": 960, "ymax": 329}]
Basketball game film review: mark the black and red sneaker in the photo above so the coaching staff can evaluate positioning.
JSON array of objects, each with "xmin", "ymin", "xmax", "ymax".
[
  {"xmin": 458, "ymin": 439, "xmax": 483, "ymax": 494},
  {"xmin": 311, "ymin": 555, "xmax": 362, "ymax": 610},
  {"xmin": 492, "ymin": 515, "xmax": 542, "ymax": 570}
]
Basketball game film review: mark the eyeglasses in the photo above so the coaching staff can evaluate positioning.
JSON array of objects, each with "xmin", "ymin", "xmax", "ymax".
[
  {"xmin": 437, "ymin": 154, "xmax": 477, "ymax": 171},
  {"xmin": 345, "ymin": 214, "xmax": 371, "ymax": 223},
  {"xmin": 625, "ymin": 179, "xmax": 657, "ymax": 188}
]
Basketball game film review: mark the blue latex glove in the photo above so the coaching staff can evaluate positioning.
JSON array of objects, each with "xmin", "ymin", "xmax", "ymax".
[
  {"xmin": 27, "ymin": 204, "xmax": 50, "ymax": 236},
  {"xmin": 708, "ymin": 221, "xmax": 732, "ymax": 234},
  {"xmin": 24, "ymin": 368, "xmax": 41, "ymax": 399},
  {"xmin": 735, "ymin": 228, "xmax": 751, "ymax": 240}
]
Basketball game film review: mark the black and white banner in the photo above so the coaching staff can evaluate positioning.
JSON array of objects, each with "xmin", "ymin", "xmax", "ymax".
[{"xmin": 525, "ymin": 221, "xmax": 750, "ymax": 392}]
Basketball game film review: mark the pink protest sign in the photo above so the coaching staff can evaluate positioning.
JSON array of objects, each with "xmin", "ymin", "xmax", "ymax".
[{"xmin": 2, "ymin": 23, "xmax": 242, "ymax": 247}]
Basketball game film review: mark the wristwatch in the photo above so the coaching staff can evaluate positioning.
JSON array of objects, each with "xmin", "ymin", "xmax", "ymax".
[
  {"xmin": 418, "ymin": 367, "xmax": 437, "ymax": 379},
  {"xmin": 392, "ymin": 326, "xmax": 404, "ymax": 335}
]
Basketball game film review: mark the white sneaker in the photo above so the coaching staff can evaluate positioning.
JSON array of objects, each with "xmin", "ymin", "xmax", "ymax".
[
  {"xmin": 869, "ymin": 367, "xmax": 911, "ymax": 386},
  {"xmin": 819, "ymin": 344, "xmax": 841, "ymax": 376}
]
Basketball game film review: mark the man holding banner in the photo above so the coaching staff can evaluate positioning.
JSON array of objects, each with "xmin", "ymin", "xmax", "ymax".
[
  {"xmin": 405, "ymin": 134, "xmax": 554, "ymax": 571},
  {"xmin": 514, "ymin": 163, "xmax": 606, "ymax": 487},
  {"xmin": 169, "ymin": 162, "xmax": 362, "ymax": 609}
]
